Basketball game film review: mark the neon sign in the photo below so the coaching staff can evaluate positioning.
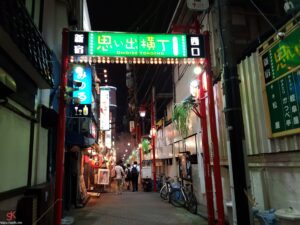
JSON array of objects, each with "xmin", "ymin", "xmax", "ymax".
[
  {"xmin": 72, "ymin": 65, "xmax": 92, "ymax": 117},
  {"xmin": 68, "ymin": 31, "xmax": 205, "ymax": 61}
]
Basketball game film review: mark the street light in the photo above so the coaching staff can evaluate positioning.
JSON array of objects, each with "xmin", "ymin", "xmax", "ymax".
[
  {"xmin": 139, "ymin": 106, "xmax": 146, "ymax": 136},
  {"xmin": 139, "ymin": 106, "xmax": 146, "ymax": 118}
]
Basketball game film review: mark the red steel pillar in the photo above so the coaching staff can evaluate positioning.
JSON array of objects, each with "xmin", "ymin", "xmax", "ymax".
[
  {"xmin": 199, "ymin": 71, "xmax": 215, "ymax": 225},
  {"xmin": 137, "ymin": 122, "xmax": 143, "ymax": 181},
  {"xmin": 54, "ymin": 28, "xmax": 69, "ymax": 225},
  {"xmin": 204, "ymin": 31, "xmax": 225, "ymax": 225},
  {"xmin": 151, "ymin": 88, "xmax": 157, "ymax": 192}
]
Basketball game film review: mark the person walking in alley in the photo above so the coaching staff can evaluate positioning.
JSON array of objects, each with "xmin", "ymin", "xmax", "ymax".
[
  {"xmin": 125, "ymin": 163, "xmax": 132, "ymax": 190},
  {"xmin": 113, "ymin": 160, "xmax": 125, "ymax": 195},
  {"xmin": 131, "ymin": 161, "xmax": 139, "ymax": 192}
]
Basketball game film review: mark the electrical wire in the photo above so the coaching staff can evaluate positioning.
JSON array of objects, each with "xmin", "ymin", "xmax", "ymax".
[
  {"xmin": 126, "ymin": 1, "xmax": 157, "ymax": 32},
  {"xmin": 249, "ymin": 0, "xmax": 279, "ymax": 33},
  {"xmin": 138, "ymin": 0, "xmax": 179, "ymax": 104}
]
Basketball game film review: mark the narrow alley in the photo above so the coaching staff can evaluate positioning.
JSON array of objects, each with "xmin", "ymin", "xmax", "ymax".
[
  {"xmin": 66, "ymin": 190, "xmax": 207, "ymax": 225},
  {"xmin": 1, "ymin": 1, "xmax": 300, "ymax": 225}
]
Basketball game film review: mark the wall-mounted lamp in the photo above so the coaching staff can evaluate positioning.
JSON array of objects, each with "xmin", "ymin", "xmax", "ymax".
[
  {"xmin": 190, "ymin": 79, "xmax": 199, "ymax": 99},
  {"xmin": 150, "ymin": 126, "xmax": 157, "ymax": 137},
  {"xmin": 193, "ymin": 65, "xmax": 203, "ymax": 75}
]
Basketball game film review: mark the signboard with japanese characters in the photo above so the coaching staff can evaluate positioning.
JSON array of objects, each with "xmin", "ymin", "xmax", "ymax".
[
  {"xmin": 68, "ymin": 31, "xmax": 205, "ymax": 59},
  {"xmin": 260, "ymin": 27, "xmax": 300, "ymax": 137},
  {"xmin": 69, "ymin": 32, "xmax": 88, "ymax": 55},
  {"xmin": 100, "ymin": 88, "xmax": 110, "ymax": 131},
  {"xmin": 88, "ymin": 32, "xmax": 187, "ymax": 58},
  {"xmin": 72, "ymin": 65, "xmax": 92, "ymax": 117},
  {"xmin": 186, "ymin": 35, "xmax": 205, "ymax": 58}
]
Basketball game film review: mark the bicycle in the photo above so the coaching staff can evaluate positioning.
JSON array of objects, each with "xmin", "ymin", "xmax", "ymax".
[
  {"xmin": 169, "ymin": 180, "xmax": 198, "ymax": 214},
  {"xmin": 159, "ymin": 176, "xmax": 172, "ymax": 201}
]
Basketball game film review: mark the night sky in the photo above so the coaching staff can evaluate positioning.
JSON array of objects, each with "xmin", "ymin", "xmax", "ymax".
[{"xmin": 86, "ymin": 0, "xmax": 179, "ymax": 132}]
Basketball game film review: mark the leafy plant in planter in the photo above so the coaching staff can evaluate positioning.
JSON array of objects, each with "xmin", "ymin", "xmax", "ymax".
[
  {"xmin": 142, "ymin": 139, "xmax": 151, "ymax": 154},
  {"xmin": 172, "ymin": 101, "xmax": 193, "ymax": 137}
]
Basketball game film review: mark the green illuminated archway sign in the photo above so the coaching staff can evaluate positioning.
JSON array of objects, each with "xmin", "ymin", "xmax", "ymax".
[{"xmin": 68, "ymin": 31, "xmax": 205, "ymax": 64}]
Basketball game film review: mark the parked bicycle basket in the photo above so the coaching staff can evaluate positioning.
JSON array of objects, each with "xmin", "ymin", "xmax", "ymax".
[{"xmin": 171, "ymin": 182, "xmax": 181, "ymax": 189}]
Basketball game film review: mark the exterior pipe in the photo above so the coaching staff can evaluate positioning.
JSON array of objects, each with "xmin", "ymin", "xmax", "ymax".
[
  {"xmin": 219, "ymin": 0, "xmax": 251, "ymax": 224},
  {"xmin": 54, "ymin": 28, "xmax": 69, "ymax": 225},
  {"xmin": 199, "ymin": 72, "xmax": 215, "ymax": 225},
  {"xmin": 204, "ymin": 31, "xmax": 226, "ymax": 225}
]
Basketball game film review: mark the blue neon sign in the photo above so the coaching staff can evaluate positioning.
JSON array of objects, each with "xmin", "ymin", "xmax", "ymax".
[{"xmin": 72, "ymin": 65, "xmax": 92, "ymax": 105}]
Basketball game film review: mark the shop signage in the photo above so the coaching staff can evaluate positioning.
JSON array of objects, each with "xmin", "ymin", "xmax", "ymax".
[
  {"xmin": 105, "ymin": 129, "xmax": 112, "ymax": 149},
  {"xmin": 72, "ymin": 65, "xmax": 92, "ymax": 117},
  {"xmin": 261, "ymin": 27, "xmax": 300, "ymax": 137},
  {"xmin": 129, "ymin": 121, "xmax": 135, "ymax": 133},
  {"xmin": 68, "ymin": 31, "xmax": 205, "ymax": 59},
  {"xmin": 100, "ymin": 88, "xmax": 110, "ymax": 131},
  {"xmin": 69, "ymin": 32, "xmax": 88, "ymax": 55},
  {"xmin": 90, "ymin": 121, "xmax": 97, "ymax": 139},
  {"xmin": 186, "ymin": 35, "xmax": 205, "ymax": 58}
]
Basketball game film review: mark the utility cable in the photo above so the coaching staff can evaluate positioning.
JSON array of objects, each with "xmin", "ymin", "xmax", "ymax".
[
  {"xmin": 126, "ymin": 1, "xmax": 157, "ymax": 32},
  {"xmin": 250, "ymin": 0, "xmax": 279, "ymax": 34}
]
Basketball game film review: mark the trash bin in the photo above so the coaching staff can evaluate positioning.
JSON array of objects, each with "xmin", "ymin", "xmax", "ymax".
[
  {"xmin": 275, "ymin": 208, "xmax": 300, "ymax": 225},
  {"xmin": 142, "ymin": 178, "xmax": 152, "ymax": 192},
  {"xmin": 252, "ymin": 208, "xmax": 277, "ymax": 225},
  {"xmin": 226, "ymin": 201, "xmax": 233, "ymax": 225}
]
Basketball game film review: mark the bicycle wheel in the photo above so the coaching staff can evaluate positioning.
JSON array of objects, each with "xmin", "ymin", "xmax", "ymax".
[
  {"xmin": 187, "ymin": 192, "xmax": 197, "ymax": 214},
  {"xmin": 169, "ymin": 189, "xmax": 185, "ymax": 207},
  {"xmin": 160, "ymin": 185, "xmax": 168, "ymax": 200}
]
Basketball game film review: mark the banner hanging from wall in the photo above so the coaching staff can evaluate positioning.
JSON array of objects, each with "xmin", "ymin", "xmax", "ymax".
[{"xmin": 100, "ymin": 87, "xmax": 110, "ymax": 131}]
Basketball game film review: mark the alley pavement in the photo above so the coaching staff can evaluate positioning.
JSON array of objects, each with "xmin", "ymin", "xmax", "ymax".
[{"xmin": 66, "ymin": 190, "xmax": 208, "ymax": 225}]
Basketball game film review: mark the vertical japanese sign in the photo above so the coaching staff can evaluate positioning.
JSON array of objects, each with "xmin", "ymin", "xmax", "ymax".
[
  {"xmin": 186, "ymin": 35, "xmax": 205, "ymax": 58},
  {"xmin": 68, "ymin": 32, "xmax": 88, "ymax": 55},
  {"xmin": 105, "ymin": 129, "xmax": 112, "ymax": 149},
  {"xmin": 72, "ymin": 65, "xmax": 92, "ymax": 117},
  {"xmin": 261, "ymin": 27, "xmax": 300, "ymax": 137},
  {"xmin": 100, "ymin": 88, "xmax": 110, "ymax": 130}
]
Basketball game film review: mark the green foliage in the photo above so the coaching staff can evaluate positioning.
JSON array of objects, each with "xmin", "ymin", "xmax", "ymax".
[
  {"xmin": 142, "ymin": 139, "xmax": 151, "ymax": 154},
  {"xmin": 172, "ymin": 102, "xmax": 193, "ymax": 137}
]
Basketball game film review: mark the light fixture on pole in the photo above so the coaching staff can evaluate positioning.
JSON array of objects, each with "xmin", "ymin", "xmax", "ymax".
[
  {"xmin": 139, "ymin": 106, "xmax": 146, "ymax": 118},
  {"xmin": 139, "ymin": 105, "xmax": 146, "ymax": 136}
]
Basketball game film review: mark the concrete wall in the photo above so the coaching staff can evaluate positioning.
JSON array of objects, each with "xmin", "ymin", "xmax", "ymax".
[{"xmin": 0, "ymin": 101, "xmax": 31, "ymax": 192}]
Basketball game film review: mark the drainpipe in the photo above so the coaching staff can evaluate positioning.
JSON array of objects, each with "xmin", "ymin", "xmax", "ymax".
[
  {"xmin": 199, "ymin": 72, "xmax": 215, "ymax": 225},
  {"xmin": 219, "ymin": 0, "xmax": 251, "ymax": 224},
  {"xmin": 54, "ymin": 28, "xmax": 69, "ymax": 225},
  {"xmin": 204, "ymin": 31, "xmax": 225, "ymax": 225}
]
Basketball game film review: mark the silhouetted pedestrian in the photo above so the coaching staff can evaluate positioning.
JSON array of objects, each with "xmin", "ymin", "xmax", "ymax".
[{"xmin": 131, "ymin": 161, "xmax": 139, "ymax": 192}]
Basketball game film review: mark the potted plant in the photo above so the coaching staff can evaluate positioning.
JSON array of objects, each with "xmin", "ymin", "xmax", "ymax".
[
  {"xmin": 142, "ymin": 139, "xmax": 151, "ymax": 155},
  {"xmin": 172, "ymin": 101, "xmax": 193, "ymax": 137}
]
